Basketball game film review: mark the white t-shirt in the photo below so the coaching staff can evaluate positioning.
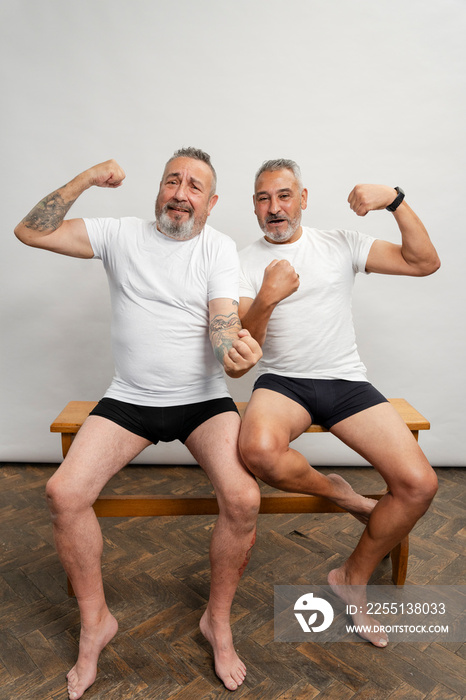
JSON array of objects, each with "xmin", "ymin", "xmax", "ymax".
[
  {"xmin": 85, "ymin": 217, "xmax": 239, "ymax": 406},
  {"xmin": 239, "ymin": 227, "xmax": 375, "ymax": 381}
]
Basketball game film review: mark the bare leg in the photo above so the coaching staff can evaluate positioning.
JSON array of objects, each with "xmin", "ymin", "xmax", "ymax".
[
  {"xmin": 328, "ymin": 403, "xmax": 438, "ymax": 646},
  {"xmin": 239, "ymin": 389, "xmax": 377, "ymax": 523},
  {"xmin": 46, "ymin": 417, "xmax": 150, "ymax": 699},
  {"xmin": 185, "ymin": 411, "xmax": 260, "ymax": 691}
]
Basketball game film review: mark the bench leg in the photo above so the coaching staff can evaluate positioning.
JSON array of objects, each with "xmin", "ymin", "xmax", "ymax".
[
  {"xmin": 390, "ymin": 535, "xmax": 409, "ymax": 586},
  {"xmin": 61, "ymin": 433, "xmax": 74, "ymax": 459}
]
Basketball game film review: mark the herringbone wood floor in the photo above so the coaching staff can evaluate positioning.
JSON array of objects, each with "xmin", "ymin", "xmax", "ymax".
[{"xmin": 0, "ymin": 464, "xmax": 465, "ymax": 700}]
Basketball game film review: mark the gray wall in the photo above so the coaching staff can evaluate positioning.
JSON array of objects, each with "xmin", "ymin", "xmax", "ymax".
[{"xmin": 2, "ymin": 0, "xmax": 465, "ymax": 465}]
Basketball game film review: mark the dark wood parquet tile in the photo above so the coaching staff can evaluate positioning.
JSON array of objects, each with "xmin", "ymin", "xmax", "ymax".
[{"xmin": 0, "ymin": 464, "xmax": 465, "ymax": 699}]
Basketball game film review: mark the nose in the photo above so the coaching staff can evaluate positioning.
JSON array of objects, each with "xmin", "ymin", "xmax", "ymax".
[
  {"xmin": 269, "ymin": 196, "xmax": 282, "ymax": 215},
  {"xmin": 173, "ymin": 181, "xmax": 188, "ymax": 201}
]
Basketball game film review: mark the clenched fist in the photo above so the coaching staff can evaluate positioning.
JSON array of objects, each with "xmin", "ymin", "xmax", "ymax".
[
  {"xmin": 348, "ymin": 184, "xmax": 399, "ymax": 217},
  {"xmin": 224, "ymin": 329, "xmax": 263, "ymax": 378},
  {"xmin": 87, "ymin": 159, "xmax": 126, "ymax": 189},
  {"xmin": 261, "ymin": 259, "xmax": 300, "ymax": 306}
]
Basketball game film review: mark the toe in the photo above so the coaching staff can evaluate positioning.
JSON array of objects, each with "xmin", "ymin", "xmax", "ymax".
[
  {"xmin": 376, "ymin": 635, "xmax": 388, "ymax": 647},
  {"xmin": 232, "ymin": 670, "xmax": 244, "ymax": 686},
  {"xmin": 225, "ymin": 677, "xmax": 238, "ymax": 691}
]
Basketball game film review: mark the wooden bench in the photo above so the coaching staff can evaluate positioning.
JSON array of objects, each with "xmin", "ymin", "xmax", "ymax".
[{"xmin": 50, "ymin": 399, "xmax": 430, "ymax": 587}]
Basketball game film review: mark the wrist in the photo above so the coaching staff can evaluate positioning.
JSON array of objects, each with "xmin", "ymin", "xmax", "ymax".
[
  {"xmin": 386, "ymin": 186, "xmax": 405, "ymax": 212},
  {"xmin": 67, "ymin": 169, "xmax": 96, "ymax": 196},
  {"xmin": 258, "ymin": 286, "xmax": 280, "ymax": 310}
]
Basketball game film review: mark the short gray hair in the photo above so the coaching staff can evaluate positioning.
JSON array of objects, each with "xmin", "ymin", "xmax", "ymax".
[
  {"xmin": 255, "ymin": 158, "xmax": 303, "ymax": 191},
  {"xmin": 166, "ymin": 147, "xmax": 217, "ymax": 195}
]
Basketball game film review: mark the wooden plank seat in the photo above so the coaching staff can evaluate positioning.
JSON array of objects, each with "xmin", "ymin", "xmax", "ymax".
[{"xmin": 50, "ymin": 399, "xmax": 430, "ymax": 587}]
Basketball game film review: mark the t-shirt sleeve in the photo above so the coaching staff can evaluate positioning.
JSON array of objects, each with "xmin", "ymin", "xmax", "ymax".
[
  {"xmin": 208, "ymin": 235, "xmax": 240, "ymax": 302},
  {"xmin": 83, "ymin": 217, "xmax": 120, "ymax": 261},
  {"xmin": 344, "ymin": 229, "xmax": 376, "ymax": 274}
]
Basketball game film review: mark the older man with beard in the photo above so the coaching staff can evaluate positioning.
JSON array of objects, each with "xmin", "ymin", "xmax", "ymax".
[
  {"xmin": 15, "ymin": 148, "xmax": 262, "ymax": 698},
  {"xmin": 238, "ymin": 158, "xmax": 440, "ymax": 648}
]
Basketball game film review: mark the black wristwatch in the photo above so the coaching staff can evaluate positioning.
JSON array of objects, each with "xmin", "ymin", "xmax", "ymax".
[{"xmin": 386, "ymin": 186, "xmax": 405, "ymax": 212}]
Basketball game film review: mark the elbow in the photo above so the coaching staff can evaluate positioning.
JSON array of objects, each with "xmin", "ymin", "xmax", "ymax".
[
  {"xmin": 420, "ymin": 255, "xmax": 441, "ymax": 277},
  {"xmin": 430, "ymin": 255, "xmax": 441, "ymax": 275},
  {"xmin": 408, "ymin": 253, "xmax": 441, "ymax": 277},
  {"xmin": 14, "ymin": 224, "xmax": 25, "ymax": 243},
  {"xmin": 14, "ymin": 223, "xmax": 33, "ymax": 246},
  {"xmin": 14, "ymin": 223, "xmax": 46, "ymax": 249}
]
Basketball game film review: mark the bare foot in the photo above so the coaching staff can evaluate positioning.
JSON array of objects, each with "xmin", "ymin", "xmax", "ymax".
[
  {"xmin": 200, "ymin": 607, "xmax": 246, "ymax": 691},
  {"xmin": 67, "ymin": 609, "xmax": 118, "ymax": 699},
  {"xmin": 326, "ymin": 473, "xmax": 378, "ymax": 524},
  {"xmin": 328, "ymin": 567, "xmax": 388, "ymax": 648}
]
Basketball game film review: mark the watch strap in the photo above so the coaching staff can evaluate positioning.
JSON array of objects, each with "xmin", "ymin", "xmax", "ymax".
[{"xmin": 386, "ymin": 186, "xmax": 405, "ymax": 212}]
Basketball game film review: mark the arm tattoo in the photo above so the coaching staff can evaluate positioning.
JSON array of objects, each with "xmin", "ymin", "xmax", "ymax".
[
  {"xmin": 21, "ymin": 188, "xmax": 77, "ymax": 231},
  {"xmin": 209, "ymin": 312, "xmax": 242, "ymax": 364}
]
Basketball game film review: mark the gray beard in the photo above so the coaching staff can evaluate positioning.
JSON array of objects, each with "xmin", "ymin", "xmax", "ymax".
[
  {"xmin": 261, "ymin": 215, "xmax": 300, "ymax": 243},
  {"xmin": 156, "ymin": 208, "xmax": 196, "ymax": 241}
]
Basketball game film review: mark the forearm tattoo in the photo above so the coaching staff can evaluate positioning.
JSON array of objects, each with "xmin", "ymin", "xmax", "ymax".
[
  {"xmin": 209, "ymin": 311, "xmax": 242, "ymax": 364},
  {"xmin": 21, "ymin": 188, "xmax": 77, "ymax": 231}
]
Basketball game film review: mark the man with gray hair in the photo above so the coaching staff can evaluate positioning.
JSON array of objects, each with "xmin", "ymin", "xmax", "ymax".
[
  {"xmin": 238, "ymin": 158, "xmax": 440, "ymax": 647},
  {"xmin": 15, "ymin": 148, "xmax": 262, "ymax": 697}
]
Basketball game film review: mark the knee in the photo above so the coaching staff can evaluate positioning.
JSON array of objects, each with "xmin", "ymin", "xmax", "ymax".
[
  {"xmin": 416, "ymin": 468, "xmax": 439, "ymax": 506},
  {"xmin": 394, "ymin": 465, "xmax": 438, "ymax": 510},
  {"xmin": 220, "ymin": 481, "xmax": 260, "ymax": 530},
  {"xmin": 45, "ymin": 471, "xmax": 90, "ymax": 517},
  {"xmin": 239, "ymin": 427, "xmax": 286, "ymax": 485}
]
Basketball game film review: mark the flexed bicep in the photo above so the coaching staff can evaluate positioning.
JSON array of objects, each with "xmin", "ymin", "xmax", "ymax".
[{"xmin": 14, "ymin": 159, "xmax": 125, "ymax": 258}]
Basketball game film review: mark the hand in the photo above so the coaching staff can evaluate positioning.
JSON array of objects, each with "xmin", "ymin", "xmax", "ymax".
[
  {"xmin": 86, "ymin": 159, "xmax": 126, "ymax": 189},
  {"xmin": 261, "ymin": 259, "xmax": 300, "ymax": 305},
  {"xmin": 224, "ymin": 329, "xmax": 263, "ymax": 378},
  {"xmin": 348, "ymin": 184, "xmax": 399, "ymax": 217}
]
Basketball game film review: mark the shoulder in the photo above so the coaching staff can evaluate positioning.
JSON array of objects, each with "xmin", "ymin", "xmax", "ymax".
[
  {"xmin": 333, "ymin": 228, "xmax": 375, "ymax": 252},
  {"xmin": 304, "ymin": 227, "xmax": 370, "ymax": 246},
  {"xmin": 83, "ymin": 216, "xmax": 120, "ymax": 230},
  {"xmin": 202, "ymin": 224, "xmax": 237, "ymax": 250},
  {"xmin": 198, "ymin": 226, "xmax": 239, "ymax": 277},
  {"xmin": 83, "ymin": 216, "xmax": 146, "ymax": 233},
  {"xmin": 308, "ymin": 227, "xmax": 375, "ymax": 273},
  {"xmin": 302, "ymin": 226, "xmax": 349, "ymax": 240},
  {"xmin": 84, "ymin": 217, "xmax": 152, "ymax": 257},
  {"xmin": 119, "ymin": 217, "xmax": 151, "ymax": 231}
]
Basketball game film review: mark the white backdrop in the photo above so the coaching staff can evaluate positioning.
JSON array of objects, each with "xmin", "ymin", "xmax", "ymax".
[{"xmin": 1, "ymin": 0, "xmax": 465, "ymax": 466}]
